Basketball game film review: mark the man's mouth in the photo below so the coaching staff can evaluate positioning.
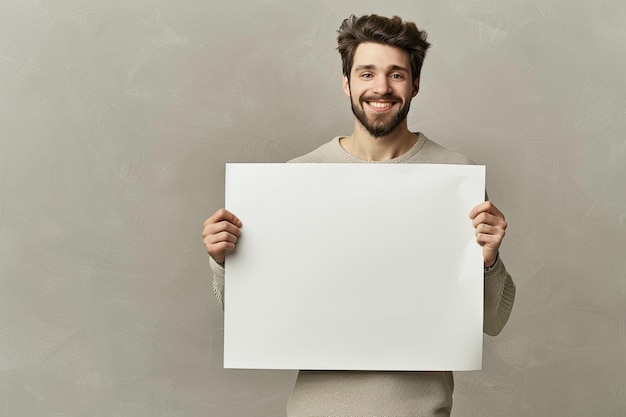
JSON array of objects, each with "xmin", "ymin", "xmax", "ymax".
[
  {"xmin": 365, "ymin": 100, "xmax": 397, "ymax": 112},
  {"xmin": 368, "ymin": 101, "xmax": 393, "ymax": 109}
]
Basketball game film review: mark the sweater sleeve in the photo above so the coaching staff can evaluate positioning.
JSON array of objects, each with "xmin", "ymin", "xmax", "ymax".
[
  {"xmin": 210, "ymin": 257, "xmax": 226, "ymax": 310},
  {"xmin": 483, "ymin": 256, "xmax": 516, "ymax": 336}
]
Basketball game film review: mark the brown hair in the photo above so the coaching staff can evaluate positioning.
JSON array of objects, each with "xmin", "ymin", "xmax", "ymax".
[{"xmin": 337, "ymin": 14, "xmax": 431, "ymax": 83}]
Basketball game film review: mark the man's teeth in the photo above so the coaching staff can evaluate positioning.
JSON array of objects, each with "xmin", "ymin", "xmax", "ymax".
[{"xmin": 369, "ymin": 102, "xmax": 392, "ymax": 108}]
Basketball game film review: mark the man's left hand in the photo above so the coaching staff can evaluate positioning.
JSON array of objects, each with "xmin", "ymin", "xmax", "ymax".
[{"xmin": 469, "ymin": 201, "xmax": 507, "ymax": 267}]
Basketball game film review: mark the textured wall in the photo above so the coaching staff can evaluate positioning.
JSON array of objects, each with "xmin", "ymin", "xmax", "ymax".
[{"xmin": 1, "ymin": 0, "xmax": 625, "ymax": 416}]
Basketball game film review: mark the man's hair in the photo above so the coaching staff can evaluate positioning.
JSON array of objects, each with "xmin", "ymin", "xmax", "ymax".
[{"xmin": 337, "ymin": 14, "xmax": 431, "ymax": 84}]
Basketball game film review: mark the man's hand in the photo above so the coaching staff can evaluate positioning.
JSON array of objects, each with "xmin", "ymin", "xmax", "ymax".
[
  {"xmin": 202, "ymin": 208, "xmax": 242, "ymax": 264},
  {"xmin": 469, "ymin": 201, "xmax": 507, "ymax": 267}
]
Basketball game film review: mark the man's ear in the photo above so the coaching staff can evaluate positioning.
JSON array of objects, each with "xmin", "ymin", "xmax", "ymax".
[
  {"xmin": 412, "ymin": 78, "xmax": 420, "ymax": 97},
  {"xmin": 342, "ymin": 75, "xmax": 351, "ymax": 97}
]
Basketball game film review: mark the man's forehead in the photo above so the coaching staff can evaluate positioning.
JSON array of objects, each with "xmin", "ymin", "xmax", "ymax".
[{"xmin": 351, "ymin": 42, "xmax": 411, "ymax": 71}]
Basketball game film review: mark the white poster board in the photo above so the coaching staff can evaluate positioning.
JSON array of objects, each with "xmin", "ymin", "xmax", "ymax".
[{"xmin": 224, "ymin": 163, "xmax": 485, "ymax": 371}]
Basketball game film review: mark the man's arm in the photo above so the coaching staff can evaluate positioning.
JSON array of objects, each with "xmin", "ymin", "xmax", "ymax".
[
  {"xmin": 483, "ymin": 257, "xmax": 516, "ymax": 335},
  {"xmin": 210, "ymin": 257, "xmax": 226, "ymax": 310}
]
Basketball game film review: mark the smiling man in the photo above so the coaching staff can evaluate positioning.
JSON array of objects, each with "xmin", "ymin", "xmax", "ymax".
[{"xmin": 202, "ymin": 14, "xmax": 516, "ymax": 417}]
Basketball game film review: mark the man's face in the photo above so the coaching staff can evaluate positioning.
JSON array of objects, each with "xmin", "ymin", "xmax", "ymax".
[{"xmin": 343, "ymin": 42, "xmax": 419, "ymax": 138}]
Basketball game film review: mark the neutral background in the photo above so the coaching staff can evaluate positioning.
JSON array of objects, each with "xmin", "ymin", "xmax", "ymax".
[{"xmin": 1, "ymin": 0, "xmax": 625, "ymax": 416}]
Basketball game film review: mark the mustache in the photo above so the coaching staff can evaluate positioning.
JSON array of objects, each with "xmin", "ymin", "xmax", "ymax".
[{"xmin": 360, "ymin": 94, "xmax": 402, "ymax": 102}]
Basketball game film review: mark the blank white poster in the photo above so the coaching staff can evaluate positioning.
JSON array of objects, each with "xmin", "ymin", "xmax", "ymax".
[{"xmin": 223, "ymin": 163, "xmax": 485, "ymax": 371}]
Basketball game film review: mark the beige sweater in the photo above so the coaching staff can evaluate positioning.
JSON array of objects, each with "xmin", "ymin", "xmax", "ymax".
[{"xmin": 211, "ymin": 133, "xmax": 516, "ymax": 416}]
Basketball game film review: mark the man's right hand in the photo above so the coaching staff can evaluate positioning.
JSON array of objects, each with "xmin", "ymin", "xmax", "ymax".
[{"xmin": 202, "ymin": 208, "xmax": 242, "ymax": 264}]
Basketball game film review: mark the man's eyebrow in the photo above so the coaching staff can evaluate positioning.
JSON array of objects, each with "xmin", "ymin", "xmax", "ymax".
[
  {"xmin": 354, "ymin": 64, "xmax": 410, "ymax": 72},
  {"xmin": 389, "ymin": 65, "xmax": 410, "ymax": 72}
]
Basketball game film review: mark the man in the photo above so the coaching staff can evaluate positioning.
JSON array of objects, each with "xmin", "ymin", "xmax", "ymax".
[{"xmin": 202, "ymin": 14, "xmax": 515, "ymax": 417}]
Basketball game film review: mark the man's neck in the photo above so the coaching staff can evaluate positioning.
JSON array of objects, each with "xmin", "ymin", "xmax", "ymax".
[{"xmin": 340, "ymin": 122, "xmax": 418, "ymax": 161}]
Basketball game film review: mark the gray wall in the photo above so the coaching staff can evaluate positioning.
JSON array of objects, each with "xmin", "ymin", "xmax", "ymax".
[{"xmin": 1, "ymin": 0, "xmax": 625, "ymax": 416}]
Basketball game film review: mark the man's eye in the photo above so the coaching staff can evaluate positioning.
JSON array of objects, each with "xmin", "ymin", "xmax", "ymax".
[
  {"xmin": 361, "ymin": 73, "xmax": 373, "ymax": 79},
  {"xmin": 391, "ymin": 73, "xmax": 404, "ymax": 80}
]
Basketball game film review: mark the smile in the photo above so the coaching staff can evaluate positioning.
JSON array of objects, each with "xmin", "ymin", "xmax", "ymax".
[{"xmin": 365, "ymin": 101, "xmax": 396, "ymax": 111}]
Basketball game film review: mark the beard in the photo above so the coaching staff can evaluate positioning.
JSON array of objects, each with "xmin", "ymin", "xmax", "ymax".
[{"xmin": 350, "ymin": 93, "xmax": 412, "ymax": 138}]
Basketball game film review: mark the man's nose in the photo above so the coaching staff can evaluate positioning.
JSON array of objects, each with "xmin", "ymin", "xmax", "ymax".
[{"xmin": 372, "ymin": 77, "xmax": 392, "ymax": 95}]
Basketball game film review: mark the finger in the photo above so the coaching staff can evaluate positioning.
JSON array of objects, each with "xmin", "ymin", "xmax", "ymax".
[
  {"xmin": 469, "ymin": 201, "xmax": 504, "ymax": 220},
  {"xmin": 202, "ymin": 219, "xmax": 241, "ymax": 239},
  {"xmin": 475, "ymin": 231, "xmax": 504, "ymax": 247},
  {"xmin": 471, "ymin": 212, "xmax": 507, "ymax": 230},
  {"xmin": 204, "ymin": 208, "xmax": 242, "ymax": 228},
  {"xmin": 475, "ymin": 223, "xmax": 500, "ymax": 237},
  {"xmin": 205, "ymin": 239, "xmax": 237, "ymax": 254},
  {"xmin": 203, "ymin": 229, "xmax": 239, "ymax": 246},
  {"xmin": 475, "ymin": 218, "xmax": 506, "ymax": 232}
]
